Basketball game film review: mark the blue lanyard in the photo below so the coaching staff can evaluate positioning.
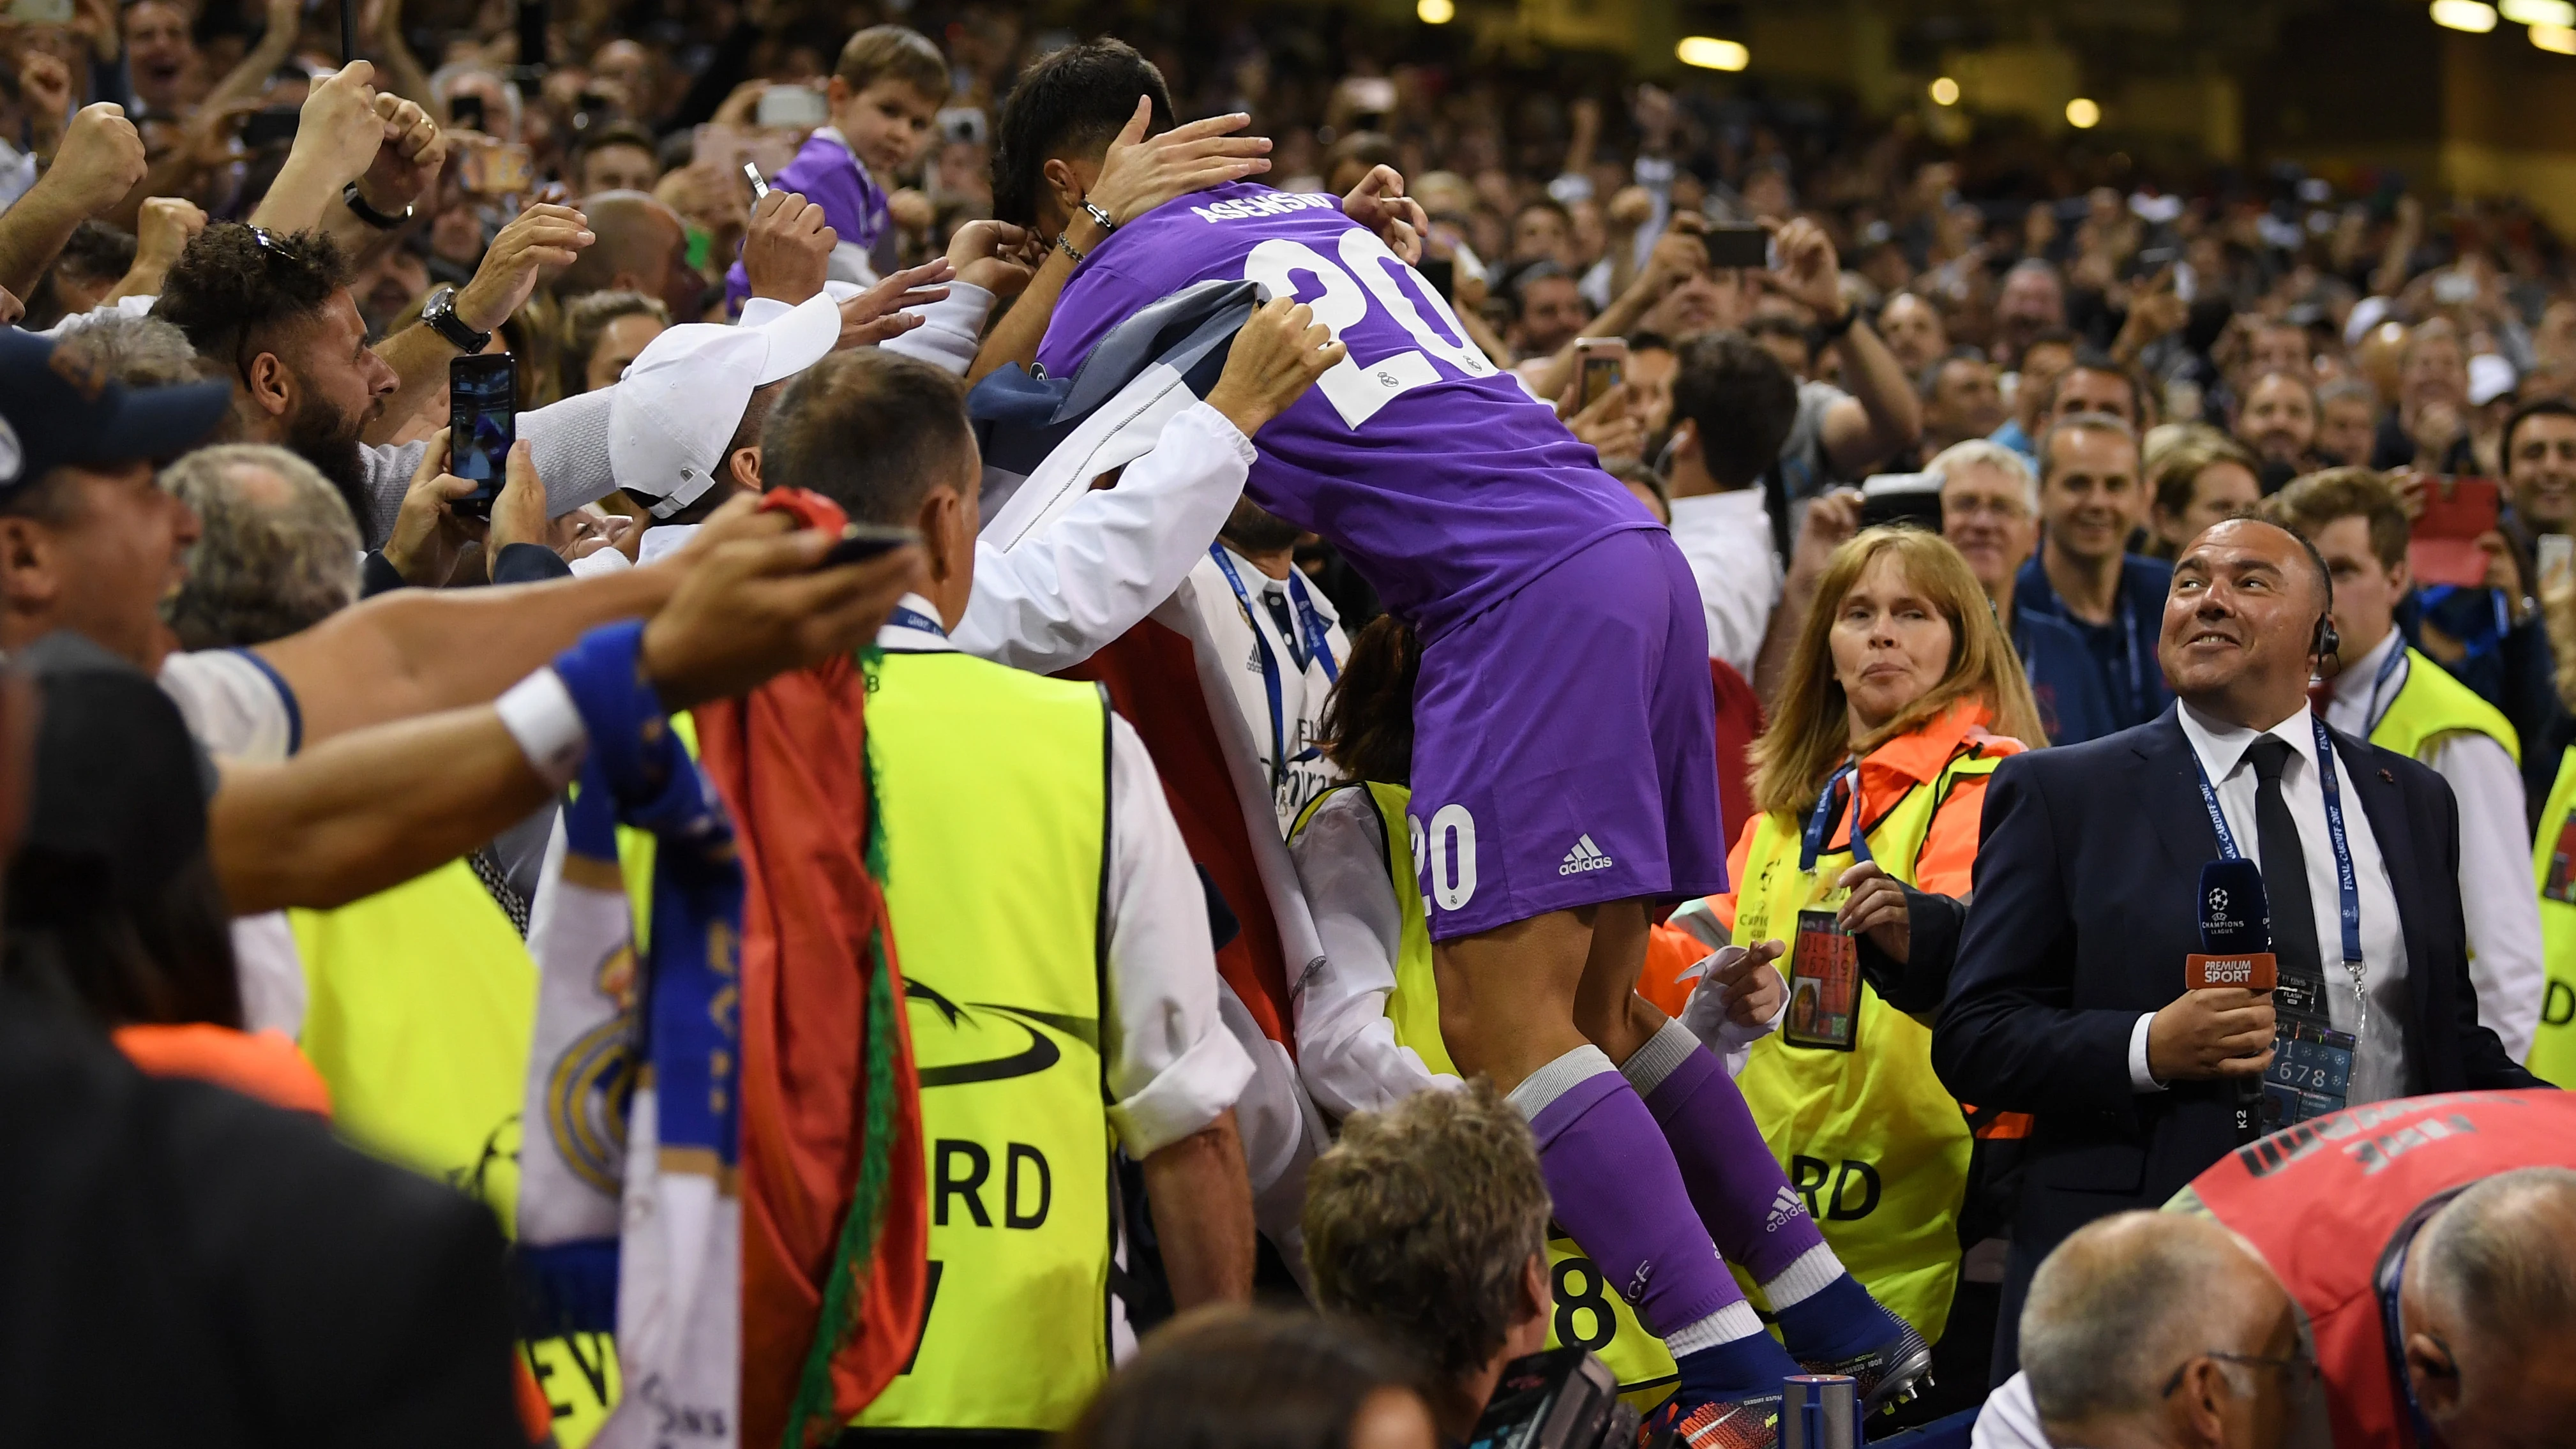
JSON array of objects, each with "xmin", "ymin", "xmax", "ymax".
[
  {"xmin": 888, "ymin": 604, "xmax": 947, "ymax": 638},
  {"xmin": 2118, "ymin": 590, "xmax": 2144, "ymax": 706},
  {"xmin": 1798, "ymin": 761, "xmax": 1873, "ymax": 873},
  {"xmin": 2187, "ymin": 713, "xmax": 2365, "ymax": 972},
  {"xmin": 1210, "ymin": 544, "xmax": 1340, "ymax": 788},
  {"xmin": 2362, "ymin": 638, "xmax": 2409, "ymax": 733}
]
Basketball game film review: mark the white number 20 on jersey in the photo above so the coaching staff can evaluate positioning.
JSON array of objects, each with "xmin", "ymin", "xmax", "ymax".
[
  {"xmin": 1410, "ymin": 803, "xmax": 1479, "ymax": 914},
  {"xmin": 1244, "ymin": 229, "xmax": 1498, "ymax": 432}
]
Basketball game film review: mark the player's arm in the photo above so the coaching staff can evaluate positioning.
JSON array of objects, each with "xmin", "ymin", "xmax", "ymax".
[{"xmin": 969, "ymin": 101, "xmax": 1271, "ymax": 385}]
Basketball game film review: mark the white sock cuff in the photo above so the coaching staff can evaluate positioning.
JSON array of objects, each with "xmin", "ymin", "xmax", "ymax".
[
  {"xmin": 1620, "ymin": 1017, "xmax": 1703, "ymax": 1098},
  {"xmin": 1505, "ymin": 1044, "xmax": 1620, "ymax": 1123},
  {"xmin": 1664, "ymin": 1295, "xmax": 1768, "ymax": 1356},
  {"xmin": 1761, "ymin": 1241, "xmax": 1844, "ymax": 1309}
]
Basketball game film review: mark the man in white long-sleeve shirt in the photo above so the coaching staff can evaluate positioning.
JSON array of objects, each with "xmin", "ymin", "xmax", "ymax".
[
  {"xmin": 1661, "ymin": 331, "xmax": 1796, "ymax": 678},
  {"xmin": 2266, "ymin": 470, "xmax": 2547, "ymax": 1057}
]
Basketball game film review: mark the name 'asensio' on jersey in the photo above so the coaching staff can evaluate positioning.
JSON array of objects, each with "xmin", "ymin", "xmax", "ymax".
[{"xmin": 1034, "ymin": 180, "xmax": 1654, "ymax": 641}]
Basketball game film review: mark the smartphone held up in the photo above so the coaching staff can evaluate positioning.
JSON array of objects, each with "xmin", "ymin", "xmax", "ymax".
[{"xmin": 449, "ymin": 353, "xmax": 516, "ymax": 522}]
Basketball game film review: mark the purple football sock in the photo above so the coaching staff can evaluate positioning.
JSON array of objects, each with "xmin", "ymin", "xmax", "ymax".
[
  {"xmin": 1622, "ymin": 1019, "xmax": 1827, "ymax": 1280},
  {"xmin": 1510, "ymin": 1046, "xmax": 1754, "ymax": 1342},
  {"xmin": 1623, "ymin": 1020, "xmax": 1902, "ymax": 1361}
]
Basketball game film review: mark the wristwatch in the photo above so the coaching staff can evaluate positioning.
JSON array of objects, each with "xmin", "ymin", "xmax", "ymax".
[
  {"xmin": 343, "ymin": 181, "xmax": 414, "ymax": 230},
  {"xmin": 421, "ymin": 285, "xmax": 493, "ymax": 354}
]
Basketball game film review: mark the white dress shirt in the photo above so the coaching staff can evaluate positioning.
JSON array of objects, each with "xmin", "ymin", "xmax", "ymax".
[
  {"xmin": 2132, "ymin": 702, "xmax": 2413, "ymax": 1104},
  {"xmin": 880, "ymin": 595, "xmax": 1254, "ymax": 1155},
  {"xmin": 158, "ymin": 649, "xmax": 310, "ymax": 1037},
  {"xmin": 1185, "ymin": 545, "xmax": 1351, "ymax": 834},
  {"xmin": 2321, "ymin": 627, "xmax": 2543, "ymax": 1057},
  {"xmin": 957, "ymin": 402, "xmax": 1258, "ymax": 675},
  {"xmin": 1667, "ymin": 488, "xmax": 1782, "ymax": 677}
]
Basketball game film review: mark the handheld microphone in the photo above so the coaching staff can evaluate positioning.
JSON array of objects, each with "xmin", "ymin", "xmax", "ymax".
[
  {"xmin": 2193, "ymin": 859, "xmax": 2275, "ymax": 1144},
  {"xmin": 2189, "ymin": 859, "xmax": 2278, "ymax": 990}
]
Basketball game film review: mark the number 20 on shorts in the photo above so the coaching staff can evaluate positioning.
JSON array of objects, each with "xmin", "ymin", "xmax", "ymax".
[{"xmin": 1410, "ymin": 803, "xmax": 1479, "ymax": 914}]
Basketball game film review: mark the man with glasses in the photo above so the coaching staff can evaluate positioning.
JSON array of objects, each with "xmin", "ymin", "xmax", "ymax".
[
  {"xmin": 1934, "ymin": 439, "xmax": 2114, "ymax": 744},
  {"xmin": 2000, "ymin": 1212, "xmax": 2314, "ymax": 1449},
  {"xmin": 1976, "ymin": 1092, "xmax": 2576, "ymax": 1449}
]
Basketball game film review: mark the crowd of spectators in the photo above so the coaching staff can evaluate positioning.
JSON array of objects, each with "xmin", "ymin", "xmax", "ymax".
[{"xmin": 9, "ymin": 2, "xmax": 2576, "ymax": 1448}]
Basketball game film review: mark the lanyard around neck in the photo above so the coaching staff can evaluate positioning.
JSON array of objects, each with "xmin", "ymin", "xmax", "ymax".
[
  {"xmin": 2187, "ymin": 712, "xmax": 2364, "ymax": 973},
  {"xmin": 1210, "ymin": 544, "xmax": 1340, "ymax": 787},
  {"xmin": 2361, "ymin": 637, "xmax": 2409, "ymax": 733},
  {"xmin": 1799, "ymin": 760, "xmax": 1873, "ymax": 873},
  {"xmin": 888, "ymin": 604, "xmax": 947, "ymax": 638}
]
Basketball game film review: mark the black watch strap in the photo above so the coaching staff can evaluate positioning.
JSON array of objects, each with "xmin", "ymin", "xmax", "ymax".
[
  {"xmin": 423, "ymin": 287, "xmax": 493, "ymax": 353},
  {"xmin": 342, "ymin": 181, "xmax": 412, "ymax": 230}
]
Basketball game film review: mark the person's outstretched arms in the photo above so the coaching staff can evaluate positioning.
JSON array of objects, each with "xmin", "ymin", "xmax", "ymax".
[
  {"xmin": 214, "ymin": 500, "xmax": 920, "ymax": 911},
  {"xmin": 954, "ymin": 294, "xmax": 1343, "ymax": 673}
]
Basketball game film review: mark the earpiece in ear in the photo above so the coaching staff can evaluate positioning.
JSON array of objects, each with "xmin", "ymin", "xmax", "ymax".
[{"xmin": 2312, "ymin": 615, "xmax": 2340, "ymax": 663}]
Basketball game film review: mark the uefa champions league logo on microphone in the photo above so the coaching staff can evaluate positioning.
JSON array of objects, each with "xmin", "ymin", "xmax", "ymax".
[{"xmin": 2207, "ymin": 887, "xmax": 2231, "ymax": 928}]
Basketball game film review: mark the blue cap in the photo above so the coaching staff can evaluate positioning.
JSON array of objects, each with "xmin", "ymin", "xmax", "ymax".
[{"xmin": 0, "ymin": 326, "xmax": 231, "ymax": 495}]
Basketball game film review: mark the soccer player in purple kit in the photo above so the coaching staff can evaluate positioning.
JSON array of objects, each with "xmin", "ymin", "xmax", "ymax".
[{"xmin": 984, "ymin": 41, "xmax": 1928, "ymax": 1448}]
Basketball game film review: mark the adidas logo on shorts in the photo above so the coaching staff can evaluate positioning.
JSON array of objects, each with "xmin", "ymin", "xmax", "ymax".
[
  {"xmin": 1765, "ymin": 1186, "xmax": 1807, "ymax": 1232},
  {"xmin": 1559, "ymin": 834, "xmax": 1615, "ymax": 875}
]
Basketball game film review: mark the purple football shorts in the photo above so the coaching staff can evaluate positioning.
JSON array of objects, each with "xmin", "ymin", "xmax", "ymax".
[{"xmin": 1405, "ymin": 526, "xmax": 1729, "ymax": 942}]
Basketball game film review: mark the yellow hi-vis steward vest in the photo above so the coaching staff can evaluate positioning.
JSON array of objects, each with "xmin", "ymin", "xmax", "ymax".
[
  {"xmin": 290, "ymin": 860, "xmax": 621, "ymax": 1443},
  {"xmin": 1290, "ymin": 781, "xmax": 1679, "ymax": 1414},
  {"xmin": 2368, "ymin": 645, "xmax": 2520, "ymax": 766},
  {"xmin": 1719, "ymin": 744, "xmax": 2007, "ymax": 1346},
  {"xmin": 2528, "ymin": 750, "xmax": 2576, "ymax": 1086},
  {"xmin": 856, "ymin": 648, "xmax": 1115, "ymax": 1435}
]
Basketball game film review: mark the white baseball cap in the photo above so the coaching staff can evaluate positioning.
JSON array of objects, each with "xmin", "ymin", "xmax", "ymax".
[
  {"xmin": 610, "ymin": 291, "xmax": 841, "ymax": 519},
  {"xmin": 2469, "ymin": 352, "xmax": 2519, "ymax": 409}
]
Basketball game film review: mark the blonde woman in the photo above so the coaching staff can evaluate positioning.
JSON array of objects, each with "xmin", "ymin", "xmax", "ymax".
[
  {"xmin": 2144, "ymin": 425, "xmax": 2263, "ymax": 559},
  {"xmin": 1663, "ymin": 525, "xmax": 2044, "ymax": 1376}
]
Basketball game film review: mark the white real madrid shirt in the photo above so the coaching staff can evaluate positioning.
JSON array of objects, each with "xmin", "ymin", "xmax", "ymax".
[{"xmin": 1184, "ymin": 545, "xmax": 1351, "ymax": 834}]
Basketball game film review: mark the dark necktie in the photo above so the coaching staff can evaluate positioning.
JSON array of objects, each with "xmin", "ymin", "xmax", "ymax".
[
  {"xmin": 1262, "ymin": 590, "xmax": 1306, "ymax": 670},
  {"xmin": 2248, "ymin": 735, "xmax": 2327, "ymax": 1022}
]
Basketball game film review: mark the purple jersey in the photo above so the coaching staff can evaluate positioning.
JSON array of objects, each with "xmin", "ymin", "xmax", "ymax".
[
  {"xmin": 1036, "ymin": 181, "xmax": 1651, "ymax": 637},
  {"xmin": 723, "ymin": 130, "xmax": 891, "ymax": 315}
]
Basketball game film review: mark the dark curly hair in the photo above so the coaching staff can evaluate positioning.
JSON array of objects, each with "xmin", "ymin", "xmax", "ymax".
[
  {"xmin": 990, "ymin": 37, "xmax": 1173, "ymax": 228},
  {"xmin": 150, "ymin": 223, "xmax": 351, "ymax": 372}
]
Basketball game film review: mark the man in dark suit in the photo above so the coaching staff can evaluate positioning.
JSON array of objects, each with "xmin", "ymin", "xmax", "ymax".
[{"xmin": 1932, "ymin": 516, "xmax": 2543, "ymax": 1381}]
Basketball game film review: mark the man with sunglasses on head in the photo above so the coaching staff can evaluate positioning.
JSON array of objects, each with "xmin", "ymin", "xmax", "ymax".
[{"xmin": 1977, "ymin": 1095, "xmax": 2576, "ymax": 1449}]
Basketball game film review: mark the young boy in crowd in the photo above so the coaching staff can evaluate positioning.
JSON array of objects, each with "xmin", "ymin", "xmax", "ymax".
[{"xmin": 723, "ymin": 24, "xmax": 948, "ymax": 311}]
